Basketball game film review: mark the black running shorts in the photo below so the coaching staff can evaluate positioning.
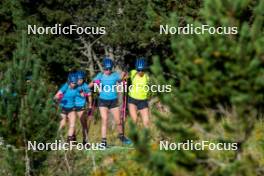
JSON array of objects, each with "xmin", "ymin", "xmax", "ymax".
[
  {"xmin": 98, "ymin": 98, "xmax": 118, "ymax": 109},
  {"xmin": 75, "ymin": 106, "xmax": 86, "ymax": 112},
  {"xmin": 128, "ymin": 96, "xmax": 148, "ymax": 110},
  {"xmin": 61, "ymin": 107, "xmax": 75, "ymax": 115}
]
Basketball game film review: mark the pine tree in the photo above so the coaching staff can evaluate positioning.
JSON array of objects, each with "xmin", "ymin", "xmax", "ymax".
[
  {"xmin": 131, "ymin": 0, "xmax": 264, "ymax": 175},
  {"xmin": 0, "ymin": 32, "xmax": 57, "ymax": 175}
]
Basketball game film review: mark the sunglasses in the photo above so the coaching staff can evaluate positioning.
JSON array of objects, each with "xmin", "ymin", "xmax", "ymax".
[
  {"xmin": 104, "ymin": 68, "xmax": 112, "ymax": 71},
  {"xmin": 137, "ymin": 69, "xmax": 144, "ymax": 72}
]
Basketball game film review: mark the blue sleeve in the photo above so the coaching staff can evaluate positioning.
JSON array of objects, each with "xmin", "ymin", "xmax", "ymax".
[
  {"xmin": 114, "ymin": 72, "xmax": 121, "ymax": 82},
  {"xmin": 93, "ymin": 73, "xmax": 102, "ymax": 81},
  {"xmin": 59, "ymin": 83, "xmax": 68, "ymax": 93},
  {"xmin": 76, "ymin": 86, "xmax": 81, "ymax": 92},
  {"xmin": 81, "ymin": 83, "xmax": 90, "ymax": 93},
  {"xmin": 84, "ymin": 83, "xmax": 91, "ymax": 93}
]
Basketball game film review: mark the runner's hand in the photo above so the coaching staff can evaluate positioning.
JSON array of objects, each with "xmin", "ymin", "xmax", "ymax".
[
  {"xmin": 58, "ymin": 93, "xmax": 64, "ymax": 99},
  {"xmin": 93, "ymin": 80, "xmax": 100, "ymax": 85}
]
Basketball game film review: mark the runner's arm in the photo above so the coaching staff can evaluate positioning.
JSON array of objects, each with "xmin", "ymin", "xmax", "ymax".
[
  {"xmin": 54, "ymin": 83, "xmax": 67, "ymax": 100},
  {"xmin": 88, "ymin": 81, "xmax": 94, "ymax": 88},
  {"xmin": 89, "ymin": 73, "xmax": 102, "ymax": 87},
  {"xmin": 84, "ymin": 84, "xmax": 92, "ymax": 107},
  {"xmin": 121, "ymin": 71, "xmax": 128, "ymax": 80},
  {"xmin": 118, "ymin": 71, "xmax": 128, "ymax": 83}
]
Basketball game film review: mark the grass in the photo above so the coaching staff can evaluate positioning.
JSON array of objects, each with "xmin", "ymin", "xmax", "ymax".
[
  {"xmin": 1, "ymin": 107, "xmax": 263, "ymax": 175},
  {"xmin": 42, "ymin": 110, "xmax": 156, "ymax": 176}
]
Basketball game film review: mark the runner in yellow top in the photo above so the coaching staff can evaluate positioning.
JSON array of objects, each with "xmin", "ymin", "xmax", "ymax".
[{"xmin": 128, "ymin": 58, "xmax": 150, "ymax": 128}]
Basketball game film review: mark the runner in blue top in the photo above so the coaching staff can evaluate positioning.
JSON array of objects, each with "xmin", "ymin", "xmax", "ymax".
[
  {"xmin": 89, "ymin": 57, "xmax": 132, "ymax": 147},
  {"xmin": 54, "ymin": 73, "xmax": 79, "ymax": 142},
  {"xmin": 75, "ymin": 70, "xmax": 92, "ymax": 145}
]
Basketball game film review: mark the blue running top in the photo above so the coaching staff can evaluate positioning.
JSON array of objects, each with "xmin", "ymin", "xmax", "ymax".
[
  {"xmin": 93, "ymin": 72, "xmax": 121, "ymax": 100},
  {"xmin": 59, "ymin": 83, "xmax": 79, "ymax": 108},
  {"xmin": 75, "ymin": 82, "xmax": 91, "ymax": 107}
]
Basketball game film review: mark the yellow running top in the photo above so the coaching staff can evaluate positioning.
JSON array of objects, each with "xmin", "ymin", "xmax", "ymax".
[{"xmin": 128, "ymin": 70, "xmax": 149, "ymax": 100}]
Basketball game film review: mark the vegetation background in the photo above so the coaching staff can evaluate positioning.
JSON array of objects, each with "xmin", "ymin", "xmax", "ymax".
[{"xmin": 0, "ymin": 0, "xmax": 263, "ymax": 175}]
